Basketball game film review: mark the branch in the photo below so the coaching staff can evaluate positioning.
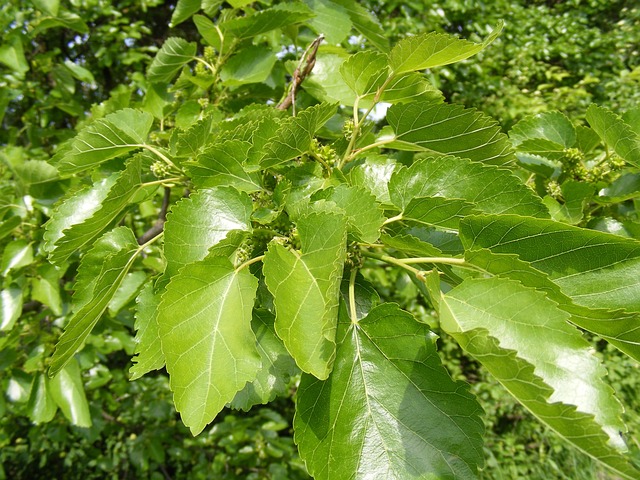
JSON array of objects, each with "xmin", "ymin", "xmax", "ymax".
[
  {"xmin": 277, "ymin": 35, "xmax": 324, "ymax": 112},
  {"xmin": 137, "ymin": 187, "xmax": 171, "ymax": 245}
]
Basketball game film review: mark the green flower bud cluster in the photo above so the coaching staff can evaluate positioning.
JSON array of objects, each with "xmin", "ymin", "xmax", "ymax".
[
  {"xmin": 204, "ymin": 46, "xmax": 216, "ymax": 63},
  {"xmin": 235, "ymin": 236, "xmax": 255, "ymax": 265},
  {"xmin": 311, "ymin": 138, "xmax": 338, "ymax": 166},
  {"xmin": 546, "ymin": 180, "xmax": 562, "ymax": 199},
  {"xmin": 562, "ymin": 147, "xmax": 584, "ymax": 166},
  {"xmin": 343, "ymin": 119, "xmax": 355, "ymax": 140},
  {"xmin": 194, "ymin": 62, "xmax": 208, "ymax": 76},
  {"xmin": 150, "ymin": 160, "xmax": 171, "ymax": 178}
]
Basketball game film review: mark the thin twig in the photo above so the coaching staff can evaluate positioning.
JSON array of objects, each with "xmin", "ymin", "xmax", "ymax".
[
  {"xmin": 277, "ymin": 35, "xmax": 324, "ymax": 112},
  {"xmin": 137, "ymin": 187, "xmax": 171, "ymax": 245}
]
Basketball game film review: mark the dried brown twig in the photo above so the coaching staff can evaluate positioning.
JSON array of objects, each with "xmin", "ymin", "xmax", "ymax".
[{"xmin": 277, "ymin": 34, "xmax": 324, "ymax": 113}]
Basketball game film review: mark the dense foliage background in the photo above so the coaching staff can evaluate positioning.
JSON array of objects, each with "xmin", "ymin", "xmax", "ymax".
[{"xmin": 1, "ymin": 0, "xmax": 639, "ymax": 479}]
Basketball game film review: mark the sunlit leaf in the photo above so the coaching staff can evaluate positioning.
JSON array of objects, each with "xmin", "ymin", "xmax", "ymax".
[
  {"xmin": 586, "ymin": 104, "xmax": 640, "ymax": 168},
  {"xmin": 386, "ymin": 102, "xmax": 515, "ymax": 164},
  {"xmin": 49, "ymin": 358, "xmax": 92, "ymax": 428},
  {"xmin": 158, "ymin": 255, "xmax": 260, "ymax": 435},
  {"xmin": 296, "ymin": 303, "xmax": 484, "ymax": 479},
  {"xmin": 49, "ymin": 227, "xmax": 140, "ymax": 376},
  {"xmin": 389, "ymin": 22, "xmax": 503, "ymax": 74},
  {"xmin": 263, "ymin": 211, "xmax": 347, "ymax": 379},
  {"xmin": 441, "ymin": 276, "xmax": 637, "ymax": 480}
]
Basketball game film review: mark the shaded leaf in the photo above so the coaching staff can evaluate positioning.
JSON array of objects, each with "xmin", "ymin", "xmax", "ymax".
[
  {"xmin": 389, "ymin": 22, "xmax": 503, "ymax": 74},
  {"xmin": 441, "ymin": 276, "xmax": 637, "ymax": 480},
  {"xmin": 296, "ymin": 303, "xmax": 484, "ymax": 480},
  {"xmin": 231, "ymin": 309, "xmax": 299, "ymax": 411},
  {"xmin": 220, "ymin": 46, "xmax": 277, "ymax": 86},
  {"xmin": 305, "ymin": 0, "xmax": 352, "ymax": 45},
  {"xmin": 263, "ymin": 211, "xmax": 347, "ymax": 379},
  {"xmin": 387, "ymin": 102, "xmax": 515, "ymax": 165},
  {"xmin": 27, "ymin": 373, "xmax": 57, "ymax": 424},
  {"xmin": 158, "ymin": 256, "xmax": 260, "ymax": 435}
]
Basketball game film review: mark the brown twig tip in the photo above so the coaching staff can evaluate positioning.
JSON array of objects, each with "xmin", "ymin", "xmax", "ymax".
[{"xmin": 277, "ymin": 34, "xmax": 325, "ymax": 111}]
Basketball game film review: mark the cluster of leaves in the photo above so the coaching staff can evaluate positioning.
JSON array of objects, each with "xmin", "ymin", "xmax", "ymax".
[{"xmin": 3, "ymin": 0, "xmax": 640, "ymax": 478}]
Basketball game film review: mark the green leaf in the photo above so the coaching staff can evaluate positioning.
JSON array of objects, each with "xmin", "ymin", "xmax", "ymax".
[
  {"xmin": 340, "ymin": 51, "xmax": 388, "ymax": 98},
  {"xmin": 31, "ymin": 264, "xmax": 63, "ymax": 316},
  {"xmin": 346, "ymin": 156, "xmax": 396, "ymax": 205},
  {"xmin": 0, "ymin": 34, "xmax": 29, "ymax": 74},
  {"xmin": 27, "ymin": 373, "xmax": 57, "ymax": 424},
  {"xmin": 464, "ymin": 248, "xmax": 640, "ymax": 363},
  {"xmin": 510, "ymin": 111, "xmax": 576, "ymax": 148},
  {"xmin": 305, "ymin": 0, "xmax": 352, "ymax": 45},
  {"xmin": 597, "ymin": 173, "xmax": 640, "ymax": 203},
  {"xmin": 1, "ymin": 240, "xmax": 34, "ymax": 275},
  {"xmin": 389, "ymin": 156, "xmax": 547, "ymax": 218},
  {"xmin": 389, "ymin": 22, "xmax": 503, "ymax": 74},
  {"xmin": 0, "ymin": 286, "xmax": 22, "ymax": 332},
  {"xmin": 402, "ymin": 197, "xmax": 478, "ymax": 229},
  {"xmin": 49, "ymin": 358, "xmax": 92, "ymax": 428},
  {"xmin": 379, "ymin": 232, "xmax": 444, "ymax": 258},
  {"xmin": 193, "ymin": 14, "xmax": 222, "ymax": 49},
  {"xmin": 147, "ymin": 37, "xmax": 197, "ymax": 84},
  {"xmin": 45, "ymin": 156, "xmax": 146, "ymax": 265},
  {"xmin": 623, "ymin": 106, "xmax": 640, "ymax": 137},
  {"xmin": 107, "ymin": 271, "xmax": 147, "ymax": 316},
  {"xmin": 57, "ymin": 108, "xmax": 154, "ymax": 175},
  {"xmin": 220, "ymin": 3, "xmax": 314, "ymax": 40},
  {"xmin": 263, "ymin": 211, "xmax": 347, "ymax": 379},
  {"xmin": 295, "ymin": 303, "xmax": 484, "ymax": 479},
  {"xmin": 163, "ymin": 186, "xmax": 253, "ymax": 278},
  {"xmin": 49, "ymin": 227, "xmax": 140, "ymax": 376},
  {"xmin": 188, "ymin": 140, "xmax": 261, "ymax": 192},
  {"xmin": 586, "ymin": 104, "xmax": 640, "ymax": 168},
  {"xmin": 301, "ymin": 48, "xmax": 354, "ymax": 105},
  {"xmin": 0, "ymin": 216, "xmax": 21, "ymax": 242},
  {"xmin": 43, "ymin": 178, "xmax": 115, "ymax": 263},
  {"xmin": 130, "ymin": 282, "xmax": 165, "ymax": 380},
  {"xmin": 544, "ymin": 181, "xmax": 593, "ymax": 224},
  {"xmin": 311, "ymin": 184, "xmax": 385, "ymax": 243},
  {"xmin": 171, "ymin": 112, "xmax": 216, "ymax": 158},
  {"xmin": 220, "ymin": 46, "xmax": 277, "ymax": 86},
  {"xmin": 460, "ymin": 214, "xmax": 640, "ymax": 313},
  {"xmin": 170, "ymin": 0, "xmax": 201, "ymax": 27},
  {"xmin": 261, "ymin": 103, "xmax": 338, "ymax": 168},
  {"xmin": 386, "ymin": 102, "xmax": 515, "ymax": 165},
  {"xmin": 330, "ymin": 0, "xmax": 389, "ymax": 52},
  {"xmin": 440, "ymin": 276, "xmax": 638, "ymax": 480},
  {"xmin": 231, "ymin": 309, "xmax": 299, "ymax": 411},
  {"xmin": 158, "ymin": 255, "xmax": 260, "ymax": 435}
]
